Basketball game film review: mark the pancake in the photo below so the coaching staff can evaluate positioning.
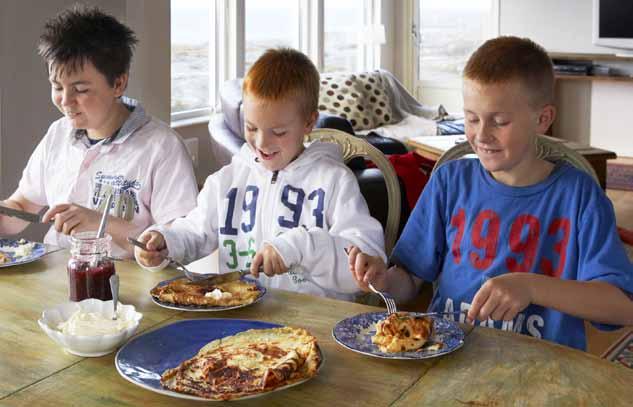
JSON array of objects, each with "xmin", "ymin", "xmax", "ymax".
[
  {"xmin": 161, "ymin": 327, "xmax": 321, "ymax": 400},
  {"xmin": 150, "ymin": 278, "xmax": 260, "ymax": 307},
  {"xmin": 372, "ymin": 312, "xmax": 434, "ymax": 353}
]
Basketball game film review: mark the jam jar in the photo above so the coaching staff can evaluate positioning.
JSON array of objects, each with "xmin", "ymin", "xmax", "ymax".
[{"xmin": 67, "ymin": 232, "xmax": 116, "ymax": 301}]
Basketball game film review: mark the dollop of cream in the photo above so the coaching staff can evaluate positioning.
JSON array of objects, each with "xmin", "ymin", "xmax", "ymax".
[
  {"xmin": 57, "ymin": 309, "xmax": 134, "ymax": 336},
  {"xmin": 12, "ymin": 242, "xmax": 35, "ymax": 257},
  {"xmin": 0, "ymin": 239, "xmax": 35, "ymax": 258},
  {"xmin": 204, "ymin": 288, "xmax": 233, "ymax": 300}
]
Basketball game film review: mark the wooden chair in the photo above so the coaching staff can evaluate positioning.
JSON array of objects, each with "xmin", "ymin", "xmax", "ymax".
[
  {"xmin": 305, "ymin": 128, "xmax": 401, "ymax": 255},
  {"xmin": 434, "ymin": 134, "xmax": 599, "ymax": 182}
]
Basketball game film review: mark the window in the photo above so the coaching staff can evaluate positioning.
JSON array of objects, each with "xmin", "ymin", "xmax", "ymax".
[
  {"xmin": 417, "ymin": 0, "xmax": 497, "ymax": 86},
  {"xmin": 323, "ymin": 0, "xmax": 365, "ymax": 73},
  {"xmin": 245, "ymin": 0, "xmax": 300, "ymax": 72},
  {"xmin": 171, "ymin": 0, "xmax": 380, "ymax": 122},
  {"xmin": 171, "ymin": 0, "xmax": 212, "ymax": 119}
]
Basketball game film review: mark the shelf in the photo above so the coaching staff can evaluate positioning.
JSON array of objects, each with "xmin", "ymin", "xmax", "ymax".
[
  {"xmin": 555, "ymin": 74, "xmax": 633, "ymax": 83},
  {"xmin": 549, "ymin": 52, "xmax": 633, "ymax": 62}
]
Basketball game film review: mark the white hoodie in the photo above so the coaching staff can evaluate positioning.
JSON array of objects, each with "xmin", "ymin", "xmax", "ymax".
[{"xmin": 148, "ymin": 141, "xmax": 386, "ymax": 300}]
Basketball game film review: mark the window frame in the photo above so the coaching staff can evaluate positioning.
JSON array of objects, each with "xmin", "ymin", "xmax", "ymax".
[
  {"xmin": 170, "ymin": 0, "xmax": 383, "ymax": 123},
  {"xmin": 413, "ymin": 0, "xmax": 500, "ymax": 94}
]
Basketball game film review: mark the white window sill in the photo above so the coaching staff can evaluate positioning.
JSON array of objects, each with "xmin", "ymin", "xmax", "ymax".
[{"xmin": 171, "ymin": 114, "xmax": 212, "ymax": 129}]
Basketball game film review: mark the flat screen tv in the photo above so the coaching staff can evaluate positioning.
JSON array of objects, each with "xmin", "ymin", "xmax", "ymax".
[{"xmin": 593, "ymin": 0, "xmax": 633, "ymax": 54}]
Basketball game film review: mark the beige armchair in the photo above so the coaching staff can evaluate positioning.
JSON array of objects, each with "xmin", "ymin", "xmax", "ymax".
[
  {"xmin": 434, "ymin": 134, "xmax": 599, "ymax": 182},
  {"xmin": 305, "ymin": 128, "xmax": 401, "ymax": 254}
]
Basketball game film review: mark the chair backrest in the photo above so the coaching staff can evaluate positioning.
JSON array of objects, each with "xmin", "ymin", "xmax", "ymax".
[
  {"xmin": 305, "ymin": 128, "xmax": 401, "ymax": 254},
  {"xmin": 434, "ymin": 134, "xmax": 600, "ymax": 183}
]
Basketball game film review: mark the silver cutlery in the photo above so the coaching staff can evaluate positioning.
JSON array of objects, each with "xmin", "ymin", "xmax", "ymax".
[
  {"xmin": 368, "ymin": 283, "xmax": 398, "ymax": 314},
  {"xmin": 0, "ymin": 205, "xmax": 49, "ymax": 223},
  {"xmin": 109, "ymin": 274, "xmax": 119, "ymax": 320},
  {"xmin": 126, "ymin": 236, "xmax": 208, "ymax": 282}
]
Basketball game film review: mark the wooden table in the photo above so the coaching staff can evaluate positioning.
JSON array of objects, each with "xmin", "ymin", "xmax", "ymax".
[
  {"xmin": 2, "ymin": 250, "xmax": 632, "ymax": 406},
  {"xmin": 406, "ymin": 135, "xmax": 617, "ymax": 190}
]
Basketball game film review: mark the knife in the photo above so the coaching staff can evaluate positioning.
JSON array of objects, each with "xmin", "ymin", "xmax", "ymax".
[
  {"xmin": 198, "ymin": 269, "xmax": 253, "ymax": 285},
  {"xmin": 127, "ymin": 236, "xmax": 257, "ymax": 283},
  {"xmin": 0, "ymin": 205, "xmax": 47, "ymax": 223}
]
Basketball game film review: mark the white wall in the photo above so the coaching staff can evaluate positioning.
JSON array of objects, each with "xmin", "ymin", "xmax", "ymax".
[
  {"xmin": 500, "ymin": 0, "xmax": 633, "ymax": 156},
  {"xmin": 0, "ymin": 0, "xmax": 186, "ymax": 240},
  {"xmin": 0, "ymin": 0, "xmax": 128, "ymax": 239},
  {"xmin": 500, "ymin": 0, "xmax": 600, "ymax": 53}
]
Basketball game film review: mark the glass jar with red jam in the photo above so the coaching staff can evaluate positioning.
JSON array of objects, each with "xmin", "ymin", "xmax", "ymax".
[{"xmin": 67, "ymin": 232, "xmax": 116, "ymax": 302}]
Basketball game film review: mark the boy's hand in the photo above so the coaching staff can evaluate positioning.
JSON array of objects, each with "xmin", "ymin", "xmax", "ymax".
[
  {"xmin": 250, "ymin": 244, "xmax": 287, "ymax": 277},
  {"xmin": 347, "ymin": 246, "xmax": 389, "ymax": 292},
  {"xmin": 43, "ymin": 203, "xmax": 102, "ymax": 235},
  {"xmin": 135, "ymin": 231, "xmax": 167, "ymax": 267},
  {"xmin": 468, "ymin": 273, "xmax": 533, "ymax": 323}
]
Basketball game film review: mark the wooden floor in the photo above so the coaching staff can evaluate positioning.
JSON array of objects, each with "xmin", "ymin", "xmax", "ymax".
[{"xmin": 585, "ymin": 188, "xmax": 633, "ymax": 357}]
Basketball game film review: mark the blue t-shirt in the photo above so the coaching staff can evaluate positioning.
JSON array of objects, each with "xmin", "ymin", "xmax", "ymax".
[{"xmin": 392, "ymin": 159, "xmax": 633, "ymax": 350}]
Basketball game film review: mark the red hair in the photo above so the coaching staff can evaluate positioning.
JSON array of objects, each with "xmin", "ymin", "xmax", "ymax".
[
  {"xmin": 464, "ymin": 36, "xmax": 554, "ymax": 106},
  {"xmin": 243, "ymin": 48, "xmax": 319, "ymax": 119}
]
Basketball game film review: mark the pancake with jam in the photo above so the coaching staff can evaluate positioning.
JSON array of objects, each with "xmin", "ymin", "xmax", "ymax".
[
  {"xmin": 150, "ymin": 277, "xmax": 260, "ymax": 307},
  {"xmin": 372, "ymin": 312, "xmax": 434, "ymax": 353},
  {"xmin": 160, "ymin": 327, "xmax": 321, "ymax": 400}
]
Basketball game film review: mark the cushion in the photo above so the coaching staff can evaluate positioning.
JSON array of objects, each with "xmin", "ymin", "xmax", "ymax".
[
  {"xmin": 318, "ymin": 71, "xmax": 394, "ymax": 131},
  {"xmin": 220, "ymin": 79, "xmax": 244, "ymax": 138}
]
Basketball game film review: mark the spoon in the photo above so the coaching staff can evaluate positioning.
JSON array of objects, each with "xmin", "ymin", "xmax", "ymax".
[
  {"xmin": 92, "ymin": 193, "xmax": 114, "ymax": 268},
  {"xmin": 96, "ymin": 193, "xmax": 114, "ymax": 239},
  {"xmin": 109, "ymin": 274, "xmax": 119, "ymax": 320}
]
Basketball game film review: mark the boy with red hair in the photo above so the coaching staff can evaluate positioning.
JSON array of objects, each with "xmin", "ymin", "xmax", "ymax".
[
  {"xmin": 348, "ymin": 37, "xmax": 633, "ymax": 350},
  {"xmin": 136, "ymin": 48, "xmax": 385, "ymax": 300}
]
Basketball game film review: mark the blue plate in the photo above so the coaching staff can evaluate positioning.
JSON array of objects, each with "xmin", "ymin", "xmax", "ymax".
[
  {"xmin": 332, "ymin": 311, "xmax": 464, "ymax": 359},
  {"xmin": 150, "ymin": 276, "xmax": 266, "ymax": 312},
  {"xmin": 115, "ymin": 319, "xmax": 320, "ymax": 401},
  {"xmin": 0, "ymin": 238, "xmax": 46, "ymax": 268}
]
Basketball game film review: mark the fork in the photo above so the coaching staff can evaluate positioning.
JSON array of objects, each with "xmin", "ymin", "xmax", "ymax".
[
  {"xmin": 343, "ymin": 246, "xmax": 398, "ymax": 314},
  {"xmin": 126, "ymin": 237, "xmax": 208, "ymax": 282},
  {"xmin": 417, "ymin": 310, "xmax": 469, "ymax": 318},
  {"xmin": 368, "ymin": 283, "xmax": 398, "ymax": 314}
]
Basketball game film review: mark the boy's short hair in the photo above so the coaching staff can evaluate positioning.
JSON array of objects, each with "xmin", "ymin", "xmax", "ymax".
[
  {"xmin": 464, "ymin": 36, "xmax": 554, "ymax": 107},
  {"xmin": 243, "ymin": 48, "xmax": 320, "ymax": 119},
  {"xmin": 38, "ymin": 6, "xmax": 138, "ymax": 86}
]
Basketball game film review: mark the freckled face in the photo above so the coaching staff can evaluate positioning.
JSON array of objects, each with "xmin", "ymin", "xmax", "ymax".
[
  {"xmin": 243, "ymin": 95, "xmax": 317, "ymax": 171},
  {"xmin": 463, "ymin": 79, "xmax": 549, "ymax": 181}
]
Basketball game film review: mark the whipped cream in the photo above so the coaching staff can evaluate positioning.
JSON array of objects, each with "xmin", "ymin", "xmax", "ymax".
[
  {"xmin": 204, "ymin": 288, "xmax": 233, "ymax": 300},
  {"xmin": 57, "ymin": 309, "xmax": 134, "ymax": 336},
  {"xmin": 0, "ymin": 239, "xmax": 35, "ymax": 258}
]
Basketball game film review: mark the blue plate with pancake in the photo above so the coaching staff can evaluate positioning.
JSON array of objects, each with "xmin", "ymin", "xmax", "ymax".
[
  {"xmin": 332, "ymin": 311, "xmax": 464, "ymax": 359},
  {"xmin": 115, "ymin": 319, "xmax": 321, "ymax": 401},
  {"xmin": 0, "ymin": 238, "xmax": 46, "ymax": 268}
]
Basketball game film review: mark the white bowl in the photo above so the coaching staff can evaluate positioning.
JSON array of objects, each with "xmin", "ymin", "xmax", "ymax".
[{"xmin": 38, "ymin": 298, "xmax": 143, "ymax": 357}]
